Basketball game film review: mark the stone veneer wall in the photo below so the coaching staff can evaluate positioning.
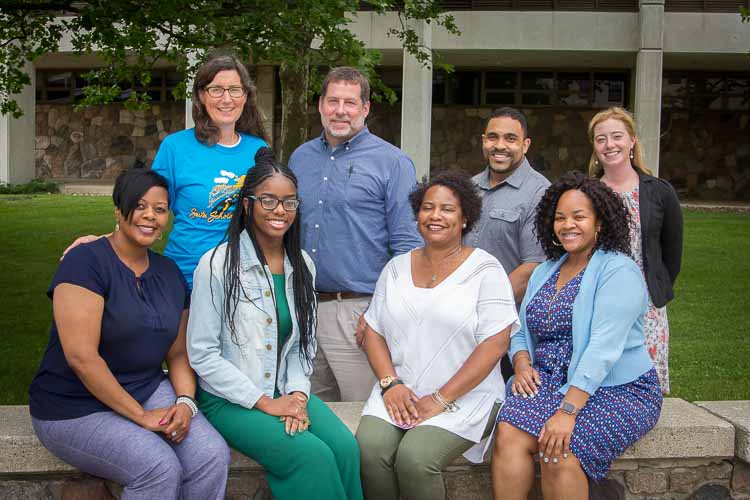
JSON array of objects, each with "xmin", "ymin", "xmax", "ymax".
[
  {"xmin": 280, "ymin": 105, "xmax": 600, "ymax": 183},
  {"xmin": 660, "ymin": 110, "xmax": 750, "ymax": 201},
  {"xmin": 39, "ymin": 102, "xmax": 748, "ymax": 201},
  {"xmin": 278, "ymin": 104, "xmax": 749, "ymax": 201},
  {"xmin": 35, "ymin": 102, "xmax": 186, "ymax": 180}
]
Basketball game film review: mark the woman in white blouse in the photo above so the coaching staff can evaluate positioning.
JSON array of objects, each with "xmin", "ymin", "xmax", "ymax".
[{"xmin": 356, "ymin": 173, "xmax": 520, "ymax": 500}]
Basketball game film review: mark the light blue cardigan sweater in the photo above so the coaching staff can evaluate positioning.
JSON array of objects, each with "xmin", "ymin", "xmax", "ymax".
[{"xmin": 510, "ymin": 249, "xmax": 654, "ymax": 396}]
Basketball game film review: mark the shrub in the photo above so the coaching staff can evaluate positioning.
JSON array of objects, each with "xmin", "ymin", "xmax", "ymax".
[{"xmin": 0, "ymin": 179, "xmax": 59, "ymax": 194}]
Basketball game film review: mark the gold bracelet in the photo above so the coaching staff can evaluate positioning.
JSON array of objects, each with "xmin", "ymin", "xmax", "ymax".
[{"xmin": 432, "ymin": 390, "xmax": 460, "ymax": 413}]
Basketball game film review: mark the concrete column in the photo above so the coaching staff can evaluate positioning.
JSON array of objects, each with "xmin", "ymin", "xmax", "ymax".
[
  {"xmin": 634, "ymin": 0, "xmax": 665, "ymax": 176},
  {"xmin": 0, "ymin": 61, "xmax": 36, "ymax": 185},
  {"xmin": 255, "ymin": 65, "xmax": 276, "ymax": 146},
  {"xmin": 184, "ymin": 51, "xmax": 198, "ymax": 129},
  {"xmin": 400, "ymin": 21, "xmax": 433, "ymax": 182}
]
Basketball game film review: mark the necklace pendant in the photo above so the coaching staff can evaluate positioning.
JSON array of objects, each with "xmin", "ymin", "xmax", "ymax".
[{"xmin": 431, "ymin": 274, "xmax": 437, "ymax": 282}]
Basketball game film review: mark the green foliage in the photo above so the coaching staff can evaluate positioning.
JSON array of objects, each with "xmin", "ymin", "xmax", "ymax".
[
  {"xmin": 0, "ymin": 178, "xmax": 59, "ymax": 194},
  {"xmin": 0, "ymin": 3, "xmax": 65, "ymax": 117},
  {"xmin": 0, "ymin": 0, "xmax": 459, "ymax": 115}
]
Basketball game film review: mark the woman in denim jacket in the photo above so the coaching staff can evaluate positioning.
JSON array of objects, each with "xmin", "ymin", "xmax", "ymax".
[{"xmin": 187, "ymin": 147, "xmax": 363, "ymax": 500}]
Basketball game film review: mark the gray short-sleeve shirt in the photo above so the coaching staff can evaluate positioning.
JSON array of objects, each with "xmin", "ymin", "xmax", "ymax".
[{"xmin": 465, "ymin": 159, "xmax": 551, "ymax": 275}]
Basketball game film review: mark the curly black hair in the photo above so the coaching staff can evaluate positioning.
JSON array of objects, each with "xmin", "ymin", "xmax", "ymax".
[
  {"xmin": 409, "ymin": 171, "xmax": 482, "ymax": 236},
  {"xmin": 535, "ymin": 170, "xmax": 631, "ymax": 260}
]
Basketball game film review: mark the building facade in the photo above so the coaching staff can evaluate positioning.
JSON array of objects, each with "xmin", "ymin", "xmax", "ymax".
[{"xmin": 2, "ymin": 0, "xmax": 749, "ymax": 199}]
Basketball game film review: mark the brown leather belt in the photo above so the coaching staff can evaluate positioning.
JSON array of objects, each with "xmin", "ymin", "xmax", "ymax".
[{"xmin": 317, "ymin": 291, "xmax": 371, "ymax": 302}]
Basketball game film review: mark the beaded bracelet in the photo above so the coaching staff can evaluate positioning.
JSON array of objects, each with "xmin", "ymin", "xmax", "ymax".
[{"xmin": 175, "ymin": 395, "xmax": 198, "ymax": 418}]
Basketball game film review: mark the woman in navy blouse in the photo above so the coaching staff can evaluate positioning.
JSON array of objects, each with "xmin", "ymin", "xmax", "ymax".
[{"xmin": 29, "ymin": 168, "xmax": 230, "ymax": 500}]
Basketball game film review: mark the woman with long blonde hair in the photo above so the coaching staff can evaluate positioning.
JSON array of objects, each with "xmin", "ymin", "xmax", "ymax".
[{"xmin": 587, "ymin": 107, "xmax": 682, "ymax": 393}]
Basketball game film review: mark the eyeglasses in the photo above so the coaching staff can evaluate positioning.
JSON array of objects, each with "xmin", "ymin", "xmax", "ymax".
[
  {"xmin": 204, "ymin": 86, "xmax": 247, "ymax": 98},
  {"xmin": 248, "ymin": 195, "xmax": 300, "ymax": 212}
]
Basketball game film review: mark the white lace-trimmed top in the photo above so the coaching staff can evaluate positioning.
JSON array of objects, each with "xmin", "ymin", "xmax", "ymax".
[{"xmin": 362, "ymin": 248, "xmax": 520, "ymax": 462}]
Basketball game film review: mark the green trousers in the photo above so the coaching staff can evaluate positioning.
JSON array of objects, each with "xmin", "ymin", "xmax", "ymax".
[
  {"xmin": 197, "ymin": 388, "xmax": 363, "ymax": 500},
  {"xmin": 356, "ymin": 403, "xmax": 500, "ymax": 500}
]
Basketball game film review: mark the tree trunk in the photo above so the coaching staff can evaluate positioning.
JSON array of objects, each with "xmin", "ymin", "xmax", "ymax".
[{"xmin": 278, "ymin": 56, "xmax": 311, "ymax": 163}]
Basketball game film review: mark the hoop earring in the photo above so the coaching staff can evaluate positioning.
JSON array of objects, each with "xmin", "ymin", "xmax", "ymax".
[{"xmin": 552, "ymin": 237, "xmax": 562, "ymax": 247}]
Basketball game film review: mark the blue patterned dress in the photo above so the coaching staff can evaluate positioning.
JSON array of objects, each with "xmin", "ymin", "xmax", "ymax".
[{"xmin": 497, "ymin": 268, "xmax": 662, "ymax": 481}]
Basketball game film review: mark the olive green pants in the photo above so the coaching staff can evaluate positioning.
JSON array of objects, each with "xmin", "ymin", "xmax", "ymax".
[
  {"xmin": 356, "ymin": 403, "xmax": 500, "ymax": 500},
  {"xmin": 197, "ymin": 388, "xmax": 363, "ymax": 500}
]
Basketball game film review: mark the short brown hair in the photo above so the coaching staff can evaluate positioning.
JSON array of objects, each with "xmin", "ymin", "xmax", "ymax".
[
  {"xmin": 191, "ymin": 53, "xmax": 268, "ymax": 146},
  {"xmin": 320, "ymin": 67, "xmax": 370, "ymax": 104}
]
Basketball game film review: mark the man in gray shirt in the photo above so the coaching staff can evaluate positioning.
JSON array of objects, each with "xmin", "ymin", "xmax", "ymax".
[
  {"xmin": 466, "ymin": 108, "xmax": 549, "ymax": 379},
  {"xmin": 467, "ymin": 107, "xmax": 550, "ymax": 305}
]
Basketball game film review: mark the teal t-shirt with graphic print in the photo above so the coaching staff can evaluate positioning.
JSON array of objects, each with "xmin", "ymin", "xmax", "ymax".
[{"xmin": 152, "ymin": 128, "xmax": 266, "ymax": 288}]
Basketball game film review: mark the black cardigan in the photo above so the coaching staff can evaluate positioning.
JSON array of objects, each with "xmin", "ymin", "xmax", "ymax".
[{"xmin": 637, "ymin": 171, "xmax": 683, "ymax": 308}]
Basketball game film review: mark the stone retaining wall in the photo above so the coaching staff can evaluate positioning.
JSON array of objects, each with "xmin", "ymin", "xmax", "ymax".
[
  {"xmin": 2, "ymin": 458, "xmax": 749, "ymax": 499},
  {"xmin": 2, "ymin": 400, "xmax": 749, "ymax": 500}
]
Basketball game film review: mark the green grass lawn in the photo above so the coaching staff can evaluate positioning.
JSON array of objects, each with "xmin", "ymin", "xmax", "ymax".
[{"xmin": 1, "ymin": 194, "xmax": 748, "ymax": 404}]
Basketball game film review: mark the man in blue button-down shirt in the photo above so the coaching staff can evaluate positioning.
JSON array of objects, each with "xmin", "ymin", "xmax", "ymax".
[{"xmin": 289, "ymin": 67, "xmax": 422, "ymax": 402}]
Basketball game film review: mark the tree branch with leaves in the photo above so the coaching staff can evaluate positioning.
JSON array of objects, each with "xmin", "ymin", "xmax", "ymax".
[{"xmin": 0, "ymin": 0, "xmax": 459, "ymax": 159}]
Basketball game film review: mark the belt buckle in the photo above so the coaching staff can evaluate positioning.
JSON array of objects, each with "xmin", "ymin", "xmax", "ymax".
[{"xmin": 336, "ymin": 292, "xmax": 344, "ymax": 302}]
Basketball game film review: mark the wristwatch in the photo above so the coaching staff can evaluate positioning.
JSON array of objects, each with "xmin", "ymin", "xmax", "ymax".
[
  {"xmin": 558, "ymin": 400, "xmax": 579, "ymax": 416},
  {"xmin": 379, "ymin": 376, "xmax": 403, "ymax": 395}
]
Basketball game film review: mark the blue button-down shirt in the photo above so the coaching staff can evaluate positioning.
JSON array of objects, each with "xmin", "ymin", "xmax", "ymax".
[{"xmin": 289, "ymin": 127, "xmax": 422, "ymax": 294}]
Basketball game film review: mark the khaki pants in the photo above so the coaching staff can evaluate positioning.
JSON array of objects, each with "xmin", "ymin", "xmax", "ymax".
[{"xmin": 310, "ymin": 296, "xmax": 377, "ymax": 402}]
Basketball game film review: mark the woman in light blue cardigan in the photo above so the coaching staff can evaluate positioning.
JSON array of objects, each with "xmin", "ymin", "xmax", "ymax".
[{"xmin": 491, "ymin": 171, "xmax": 662, "ymax": 500}]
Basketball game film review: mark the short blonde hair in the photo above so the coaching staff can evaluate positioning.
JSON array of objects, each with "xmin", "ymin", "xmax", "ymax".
[{"xmin": 587, "ymin": 107, "xmax": 653, "ymax": 177}]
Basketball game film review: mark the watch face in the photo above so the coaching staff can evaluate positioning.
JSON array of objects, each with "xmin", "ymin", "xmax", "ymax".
[
  {"xmin": 561, "ymin": 401, "xmax": 576, "ymax": 414},
  {"xmin": 380, "ymin": 376, "xmax": 393, "ymax": 388}
]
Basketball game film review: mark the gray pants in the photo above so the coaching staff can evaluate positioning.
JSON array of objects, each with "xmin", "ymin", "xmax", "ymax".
[
  {"xmin": 32, "ymin": 379, "xmax": 230, "ymax": 500},
  {"xmin": 311, "ymin": 296, "xmax": 377, "ymax": 402},
  {"xmin": 356, "ymin": 403, "xmax": 500, "ymax": 500}
]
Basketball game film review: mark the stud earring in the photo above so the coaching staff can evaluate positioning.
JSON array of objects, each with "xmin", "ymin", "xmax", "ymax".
[
  {"xmin": 462, "ymin": 223, "xmax": 466, "ymax": 228},
  {"xmin": 595, "ymin": 159, "xmax": 599, "ymax": 166}
]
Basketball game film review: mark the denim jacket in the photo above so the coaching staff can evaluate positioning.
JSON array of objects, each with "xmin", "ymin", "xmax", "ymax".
[{"xmin": 187, "ymin": 230, "xmax": 316, "ymax": 409}]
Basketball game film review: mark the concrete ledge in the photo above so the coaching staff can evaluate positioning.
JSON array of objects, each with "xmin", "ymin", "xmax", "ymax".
[
  {"xmin": 696, "ymin": 400, "xmax": 750, "ymax": 463},
  {"xmin": 59, "ymin": 183, "xmax": 113, "ymax": 196},
  {"xmin": 0, "ymin": 399, "xmax": 736, "ymax": 476},
  {"xmin": 619, "ymin": 398, "xmax": 734, "ymax": 461}
]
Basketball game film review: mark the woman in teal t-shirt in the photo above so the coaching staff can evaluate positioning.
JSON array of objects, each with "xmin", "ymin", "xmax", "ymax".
[
  {"xmin": 187, "ymin": 148, "xmax": 363, "ymax": 500},
  {"xmin": 151, "ymin": 53, "xmax": 267, "ymax": 288},
  {"xmin": 65, "ymin": 53, "xmax": 266, "ymax": 289}
]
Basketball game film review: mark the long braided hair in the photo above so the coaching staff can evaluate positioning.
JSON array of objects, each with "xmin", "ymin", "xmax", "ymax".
[{"xmin": 210, "ymin": 147, "xmax": 316, "ymax": 367}]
